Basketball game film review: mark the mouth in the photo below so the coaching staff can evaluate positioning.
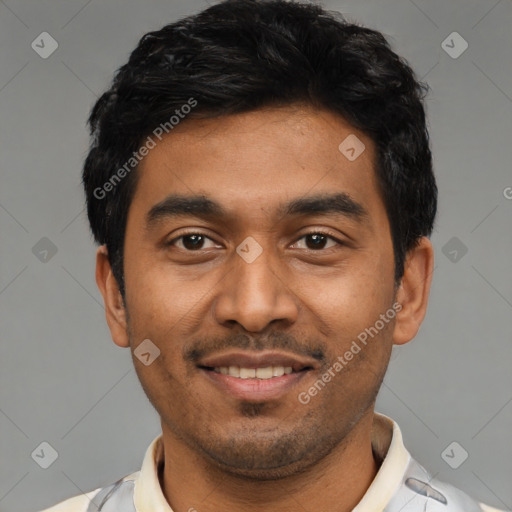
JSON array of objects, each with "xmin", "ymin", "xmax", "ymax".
[
  {"xmin": 199, "ymin": 364, "xmax": 312, "ymax": 379},
  {"xmin": 196, "ymin": 351, "xmax": 317, "ymax": 402}
]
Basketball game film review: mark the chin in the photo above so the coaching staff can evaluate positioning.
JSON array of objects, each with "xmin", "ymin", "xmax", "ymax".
[{"xmin": 204, "ymin": 452, "xmax": 316, "ymax": 481}]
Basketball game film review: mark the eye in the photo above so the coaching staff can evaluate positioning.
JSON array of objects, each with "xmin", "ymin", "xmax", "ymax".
[
  {"xmin": 291, "ymin": 232, "xmax": 341, "ymax": 250},
  {"xmin": 167, "ymin": 231, "xmax": 342, "ymax": 252},
  {"xmin": 169, "ymin": 233, "xmax": 220, "ymax": 251}
]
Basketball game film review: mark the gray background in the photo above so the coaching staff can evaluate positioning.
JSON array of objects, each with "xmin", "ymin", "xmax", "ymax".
[{"xmin": 0, "ymin": 0, "xmax": 511, "ymax": 511}]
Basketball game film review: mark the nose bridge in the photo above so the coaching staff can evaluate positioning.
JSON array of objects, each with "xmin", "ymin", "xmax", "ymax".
[
  {"xmin": 237, "ymin": 247, "xmax": 278, "ymax": 299},
  {"xmin": 213, "ymin": 241, "xmax": 298, "ymax": 332},
  {"xmin": 233, "ymin": 242, "xmax": 282, "ymax": 309}
]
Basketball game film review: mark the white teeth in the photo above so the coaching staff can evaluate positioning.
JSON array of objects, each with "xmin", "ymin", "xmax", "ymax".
[
  {"xmin": 239, "ymin": 367, "xmax": 256, "ymax": 379},
  {"xmin": 256, "ymin": 367, "xmax": 273, "ymax": 379},
  {"xmin": 228, "ymin": 365, "xmax": 240, "ymax": 377},
  {"xmin": 213, "ymin": 365, "xmax": 294, "ymax": 379},
  {"xmin": 272, "ymin": 366, "xmax": 285, "ymax": 377}
]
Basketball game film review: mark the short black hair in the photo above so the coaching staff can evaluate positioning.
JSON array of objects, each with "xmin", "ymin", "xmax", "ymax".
[{"xmin": 83, "ymin": 0, "xmax": 437, "ymax": 299}]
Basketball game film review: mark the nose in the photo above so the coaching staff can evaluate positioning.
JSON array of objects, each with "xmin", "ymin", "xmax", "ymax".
[{"xmin": 213, "ymin": 248, "xmax": 299, "ymax": 333}]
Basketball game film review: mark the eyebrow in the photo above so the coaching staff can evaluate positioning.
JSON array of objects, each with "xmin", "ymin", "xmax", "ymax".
[
  {"xmin": 279, "ymin": 193, "xmax": 368, "ymax": 221},
  {"xmin": 145, "ymin": 192, "xmax": 368, "ymax": 230}
]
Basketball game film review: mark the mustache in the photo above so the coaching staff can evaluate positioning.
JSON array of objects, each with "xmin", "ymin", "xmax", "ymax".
[{"xmin": 183, "ymin": 331, "xmax": 326, "ymax": 365}]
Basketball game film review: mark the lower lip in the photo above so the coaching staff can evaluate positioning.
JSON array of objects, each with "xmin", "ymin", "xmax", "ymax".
[{"xmin": 199, "ymin": 368, "xmax": 311, "ymax": 402}]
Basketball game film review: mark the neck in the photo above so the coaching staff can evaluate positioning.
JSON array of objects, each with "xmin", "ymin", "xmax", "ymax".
[{"xmin": 159, "ymin": 409, "xmax": 379, "ymax": 512}]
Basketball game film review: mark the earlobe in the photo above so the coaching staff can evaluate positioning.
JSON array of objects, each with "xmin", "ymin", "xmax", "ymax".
[
  {"xmin": 95, "ymin": 245, "xmax": 130, "ymax": 348},
  {"xmin": 393, "ymin": 237, "xmax": 434, "ymax": 346}
]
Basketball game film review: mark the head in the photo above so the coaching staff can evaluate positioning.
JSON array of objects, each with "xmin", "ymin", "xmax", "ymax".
[{"xmin": 88, "ymin": 0, "xmax": 436, "ymax": 479}]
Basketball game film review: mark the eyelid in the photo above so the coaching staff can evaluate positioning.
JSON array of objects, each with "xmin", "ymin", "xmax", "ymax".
[
  {"xmin": 165, "ymin": 228, "xmax": 346, "ymax": 250},
  {"xmin": 291, "ymin": 229, "xmax": 345, "ymax": 249},
  {"xmin": 165, "ymin": 229, "xmax": 222, "ymax": 248}
]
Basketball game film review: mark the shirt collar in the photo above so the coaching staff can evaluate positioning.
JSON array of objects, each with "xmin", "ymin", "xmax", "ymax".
[
  {"xmin": 134, "ymin": 429, "xmax": 172, "ymax": 511},
  {"xmin": 134, "ymin": 412, "xmax": 411, "ymax": 512},
  {"xmin": 353, "ymin": 413, "xmax": 411, "ymax": 511}
]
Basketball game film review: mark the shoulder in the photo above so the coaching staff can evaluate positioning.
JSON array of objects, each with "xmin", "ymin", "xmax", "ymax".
[
  {"xmin": 39, "ymin": 489, "xmax": 100, "ymax": 512},
  {"xmin": 38, "ymin": 472, "xmax": 139, "ymax": 512},
  {"xmin": 480, "ymin": 505, "xmax": 509, "ymax": 512},
  {"xmin": 387, "ymin": 455, "xmax": 508, "ymax": 512},
  {"xmin": 371, "ymin": 415, "xmax": 508, "ymax": 512}
]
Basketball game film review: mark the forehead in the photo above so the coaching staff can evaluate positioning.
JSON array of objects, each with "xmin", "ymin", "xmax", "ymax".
[{"xmin": 129, "ymin": 105, "xmax": 385, "ymax": 226}]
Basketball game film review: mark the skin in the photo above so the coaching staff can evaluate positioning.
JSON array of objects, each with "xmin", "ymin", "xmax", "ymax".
[{"xmin": 96, "ymin": 104, "xmax": 434, "ymax": 512}]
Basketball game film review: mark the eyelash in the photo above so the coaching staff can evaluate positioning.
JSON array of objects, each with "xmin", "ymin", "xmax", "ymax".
[{"xmin": 166, "ymin": 230, "xmax": 344, "ymax": 251}]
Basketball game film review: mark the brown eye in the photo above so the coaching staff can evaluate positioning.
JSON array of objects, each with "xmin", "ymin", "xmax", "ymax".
[
  {"xmin": 169, "ymin": 233, "xmax": 219, "ymax": 251},
  {"xmin": 306, "ymin": 233, "xmax": 328, "ymax": 249},
  {"xmin": 292, "ymin": 232, "xmax": 339, "ymax": 250},
  {"xmin": 182, "ymin": 234, "xmax": 205, "ymax": 250}
]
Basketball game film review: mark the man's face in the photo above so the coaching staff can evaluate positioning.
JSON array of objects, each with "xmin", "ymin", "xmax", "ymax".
[{"xmin": 121, "ymin": 105, "xmax": 397, "ymax": 478}]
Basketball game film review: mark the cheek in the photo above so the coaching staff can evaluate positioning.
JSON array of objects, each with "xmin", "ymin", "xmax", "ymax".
[
  {"xmin": 123, "ymin": 254, "xmax": 217, "ymax": 340},
  {"xmin": 301, "ymin": 253, "xmax": 394, "ymax": 335}
]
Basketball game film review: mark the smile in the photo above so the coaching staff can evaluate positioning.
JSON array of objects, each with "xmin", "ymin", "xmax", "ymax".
[{"xmin": 212, "ymin": 365, "xmax": 294, "ymax": 379}]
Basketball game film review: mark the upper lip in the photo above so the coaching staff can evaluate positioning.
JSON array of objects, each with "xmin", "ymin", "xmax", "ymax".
[{"xmin": 197, "ymin": 350, "xmax": 319, "ymax": 373}]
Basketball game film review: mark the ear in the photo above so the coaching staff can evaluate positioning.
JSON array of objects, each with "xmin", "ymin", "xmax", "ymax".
[
  {"xmin": 95, "ymin": 245, "xmax": 130, "ymax": 348},
  {"xmin": 393, "ymin": 237, "xmax": 434, "ymax": 345}
]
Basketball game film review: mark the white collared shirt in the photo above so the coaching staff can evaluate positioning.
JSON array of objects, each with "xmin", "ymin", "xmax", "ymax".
[{"xmin": 39, "ymin": 413, "xmax": 507, "ymax": 512}]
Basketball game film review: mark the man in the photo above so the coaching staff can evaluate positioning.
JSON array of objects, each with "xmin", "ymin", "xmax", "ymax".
[{"xmin": 41, "ymin": 0, "xmax": 506, "ymax": 511}]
